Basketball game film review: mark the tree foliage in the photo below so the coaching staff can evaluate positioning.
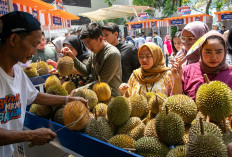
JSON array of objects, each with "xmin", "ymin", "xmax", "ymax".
[{"xmin": 104, "ymin": 0, "xmax": 116, "ymax": 7}]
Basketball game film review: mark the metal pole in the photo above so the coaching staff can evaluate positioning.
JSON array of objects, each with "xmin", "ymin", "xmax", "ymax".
[{"xmin": 7, "ymin": 0, "xmax": 14, "ymax": 12}]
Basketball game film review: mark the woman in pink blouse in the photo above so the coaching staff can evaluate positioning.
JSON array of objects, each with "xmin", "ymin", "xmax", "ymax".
[
  {"xmin": 172, "ymin": 30, "xmax": 232, "ymax": 100},
  {"xmin": 164, "ymin": 35, "xmax": 173, "ymax": 67}
]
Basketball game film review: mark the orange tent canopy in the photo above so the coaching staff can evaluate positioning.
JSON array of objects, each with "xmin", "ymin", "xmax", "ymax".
[
  {"xmin": 164, "ymin": 14, "xmax": 212, "ymax": 20},
  {"xmin": 42, "ymin": 10, "xmax": 79, "ymax": 20},
  {"xmin": 214, "ymin": 10, "xmax": 232, "ymax": 14},
  {"xmin": 126, "ymin": 19, "xmax": 162, "ymax": 25},
  {"xmin": 13, "ymin": 0, "xmax": 54, "ymax": 10}
]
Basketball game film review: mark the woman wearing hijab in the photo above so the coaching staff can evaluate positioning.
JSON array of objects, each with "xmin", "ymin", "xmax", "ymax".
[
  {"xmin": 175, "ymin": 21, "xmax": 209, "ymax": 66},
  {"xmin": 119, "ymin": 42, "xmax": 173, "ymax": 97},
  {"xmin": 52, "ymin": 36, "xmax": 66, "ymax": 54},
  {"xmin": 172, "ymin": 30, "xmax": 232, "ymax": 100},
  {"xmin": 63, "ymin": 35, "xmax": 90, "ymax": 63}
]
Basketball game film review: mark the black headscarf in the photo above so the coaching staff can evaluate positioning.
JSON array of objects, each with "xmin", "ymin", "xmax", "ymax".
[
  {"xmin": 63, "ymin": 35, "xmax": 90, "ymax": 62},
  {"xmin": 227, "ymin": 27, "xmax": 232, "ymax": 56}
]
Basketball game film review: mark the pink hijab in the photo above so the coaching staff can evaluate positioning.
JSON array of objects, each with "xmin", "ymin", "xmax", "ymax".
[
  {"xmin": 200, "ymin": 30, "xmax": 229, "ymax": 74},
  {"xmin": 175, "ymin": 21, "xmax": 209, "ymax": 66}
]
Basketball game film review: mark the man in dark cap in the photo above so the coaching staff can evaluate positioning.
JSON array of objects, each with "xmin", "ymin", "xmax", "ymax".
[
  {"xmin": 0, "ymin": 11, "xmax": 87, "ymax": 157},
  {"xmin": 102, "ymin": 22, "xmax": 140, "ymax": 83}
]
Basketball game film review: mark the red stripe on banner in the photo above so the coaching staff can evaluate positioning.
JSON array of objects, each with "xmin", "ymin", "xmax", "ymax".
[
  {"xmin": 186, "ymin": 18, "xmax": 188, "ymax": 24},
  {"xmin": 50, "ymin": 14, "xmax": 53, "ymax": 26},
  {"xmin": 190, "ymin": 17, "xmax": 193, "ymax": 22},
  {"xmin": 219, "ymin": 13, "xmax": 221, "ymax": 21},
  {"xmin": 20, "ymin": 4, "xmax": 24, "ymax": 12},
  {"xmin": 26, "ymin": 6, "xmax": 29, "ymax": 13},
  {"xmin": 168, "ymin": 20, "xmax": 171, "ymax": 27},
  {"xmin": 147, "ymin": 22, "xmax": 150, "ymax": 28},
  {"xmin": 200, "ymin": 16, "xmax": 203, "ymax": 21},
  {"xmin": 37, "ymin": 10, "xmax": 40, "ymax": 22}
]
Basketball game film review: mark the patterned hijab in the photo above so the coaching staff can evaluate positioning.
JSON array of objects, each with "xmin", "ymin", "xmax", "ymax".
[
  {"xmin": 133, "ymin": 42, "xmax": 170, "ymax": 84},
  {"xmin": 175, "ymin": 21, "xmax": 209, "ymax": 65},
  {"xmin": 199, "ymin": 30, "xmax": 229, "ymax": 74}
]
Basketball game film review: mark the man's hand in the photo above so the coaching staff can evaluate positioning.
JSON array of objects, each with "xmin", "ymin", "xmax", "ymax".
[
  {"xmin": 61, "ymin": 47, "xmax": 76, "ymax": 60},
  {"xmin": 29, "ymin": 128, "xmax": 56, "ymax": 146},
  {"xmin": 68, "ymin": 96, "xmax": 89, "ymax": 109}
]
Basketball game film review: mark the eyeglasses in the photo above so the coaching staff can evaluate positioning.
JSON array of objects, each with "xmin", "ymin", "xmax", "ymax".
[
  {"xmin": 180, "ymin": 36, "xmax": 196, "ymax": 43},
  {"xmin": 139, "ymin": 55, "xmax": 153, "ymax": 60}
]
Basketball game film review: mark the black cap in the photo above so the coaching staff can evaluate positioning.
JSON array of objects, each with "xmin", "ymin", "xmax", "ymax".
[
  {"xmin": 102, "ymin": 22, "xmax": 119, "ymax": 33},
  {"xmin": 0, "ymin": 11, "xmax": 41, "ymax": 40}
]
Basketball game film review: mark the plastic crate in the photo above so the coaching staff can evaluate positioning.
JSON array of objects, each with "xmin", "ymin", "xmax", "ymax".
[{"xmin": 24, "ymin": 112, "xmax": 141, "ymax": 157}]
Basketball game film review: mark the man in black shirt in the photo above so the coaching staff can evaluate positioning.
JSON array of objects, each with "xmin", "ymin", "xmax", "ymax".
[{"xmin": 102, "ymin": 23, "xmax": 140, "ymax": 83}]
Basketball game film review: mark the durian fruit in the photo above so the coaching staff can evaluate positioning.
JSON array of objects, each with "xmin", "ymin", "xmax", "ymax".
[
  {"xmin": 57, "ymin": 56, "xmax": 74, "ymax": 76},
  {"xmin": 117, "ymin": 117, "xmax": 145, "ymax": 140},
  {"xmin": 186, "ymin": 118, "xmax": 227, "ymax": 157},
  {"xmin": 85, "ymin": 117, "xmax": 114, "ymax": 142},
  {"xmin": 182, "ymin": 124, "xmax": 191, "ymax": 145},
  {"xmin": 53, "ymin": 108, "xmax": 64, "ymax": 125},
  {"xmin": 221, "ymin": 120, "xmax": 232, "ymax": 145},
  {"xmin": 162, "ymin": 94, "xmax": 197, "ymax": 124},
  {"xmin": 92, "ymin": 76, "xmax": 111, "ymax": 101},
  {"xmin": 148, "ymin": 93, "xmax": 167, "ymax": 114},
  {"xmin": 107, "ymin": 96, "xmax": 132, "ymax": 126},
  {"xmin": 92, "ymin": 103, "xmax": 107, "ymax": 118},
  {"xmin": 129, "ymin": 94, "xmax": 148, "ymax": 118},
  {"xmin": 144, "ymin": 118, "xmax": 157, "ymax": 138},
  {"xmin": 30, "ymin": 104, "xmax": 53, "ymax": 118},
  {"xmin": 108, "ymin": 134, "xmax": 136, "ymax": 149},
  {"xmin": 62, "ymin": 81, "xmax": 76, "ymax": 95},
  {"xmin": 100, "ymin": 96, "xmax": 114, "ymax": 105},
  {"xmin": 196, "ymin": 80, "xmax": 232, "ymax": 123},
  {"xmin": 155, "ymin": 107, "xmax": 185, "ymax": 146},
  {"xmin": 29, "ymin": 104, "xmax": 37, "ymax": 114},
  {"xmin": 45, "ymin": 75, "xmax": 61, "ymax": 91},
  {"xmin": 63, "ymin": 101, "xmax": 89, "ymax": 131},
  {"xmin": 188, "ymin": 120, "xmax": 222, "ymax": 142},
  {"xmin": 74, "ymin": 89, "xmax": 98, "ymax": 110},
  {"xmin": 166, "ymin": 145, "xmax": 187, "ymax": 157},
  {"xmin": 145, "ymin": 92, "xmax": 154, "ymax": 102},
  {"xmin": 23, "ymin": 67, "xmax": 39, "ymax": 78},
  {"xmin": 32, "ymin": 61, "xmax": 49, "ymax": 76},
  {"xmin": 46, "ymin": 84, "xmax": 68, "ymax": 96},
  {"xmin": 135, "ymin": 137, "xmax": 169, "ymax": 157}
]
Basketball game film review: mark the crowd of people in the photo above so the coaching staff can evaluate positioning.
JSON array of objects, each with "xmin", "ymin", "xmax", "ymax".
[{"xmin": 1, "ymin": 11, "xmax": 232, "ymax": 157}]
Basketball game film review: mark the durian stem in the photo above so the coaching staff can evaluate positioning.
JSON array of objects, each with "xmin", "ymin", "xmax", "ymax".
[
  {"xmin": 223, "ymin": 119, "xmax": 227, "ymax": 134},
  {"xmin": 165, "ymin": 106, "xmax": 168, "ymax": 115},
  {"xmin": 203, "ymin": 74, "xmax": 210, "ymax": 84},
  {"xmin": 98, "ymin": 76, "xmax": 101, "ymax": 83},
  {"xmin": 206, "ymin": 115, "xmax": 210, "ymax": 123},
  {"xmin": 200, "ymin": 117, "xmax": 204, "ymax": 136},
  {"xmin": 141, "ymin": 118, "xmax": 147, "ymax": 123},
  {"xmin": 154, "ymin": 93, "xmax": 165, "ymax": 101},
  {"xmin": 39, "ymin": 56, "xmax": 41, "ymax": 62},
  {"xmin": 124, "ymin": 90, "xmax": 130, "ymax": 98},
  {"xmin": 139, "ymin": 86, "xmax": 142, "ymax": 95},
  {"xmin": 123, "ymin": 148, "xmax": 136, "ymax": 152}
]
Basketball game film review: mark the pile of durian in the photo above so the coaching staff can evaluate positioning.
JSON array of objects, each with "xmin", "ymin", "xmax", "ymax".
[{"xmin": 29, "ymin": 72, "xmax": 232, "ymax": 157}]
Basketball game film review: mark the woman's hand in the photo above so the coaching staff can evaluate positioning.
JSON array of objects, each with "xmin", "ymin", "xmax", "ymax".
[
  {"xmin": 119, "ymin": 83, "xmax": 129, "ymax": 96},
  {"xmin": 61, "ymin": 47, "xmax": 76, "ymax": 60},
  {"xmin": 49, "ymin": 68, "xmax": 59, "ymax": 75},
  {"xmin": 171, "ymin": 62, "xmax": 182, "ymax": 80}
]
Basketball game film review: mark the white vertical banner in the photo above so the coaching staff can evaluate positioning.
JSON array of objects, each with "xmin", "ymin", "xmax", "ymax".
[
  {"xmin": 29, "ymin": 7, "xmax": 32, "ymax": 14},
  {"xmin": 23, "ymin": 5, "xmax": 27, "ymax": 12},
  {"xmin": 40, "ymin": 12, "xmax": 45, "ymax": 26},
  {"xmin": 203, "ymin": 16, "xmax": 206, "ymax": 23}
]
